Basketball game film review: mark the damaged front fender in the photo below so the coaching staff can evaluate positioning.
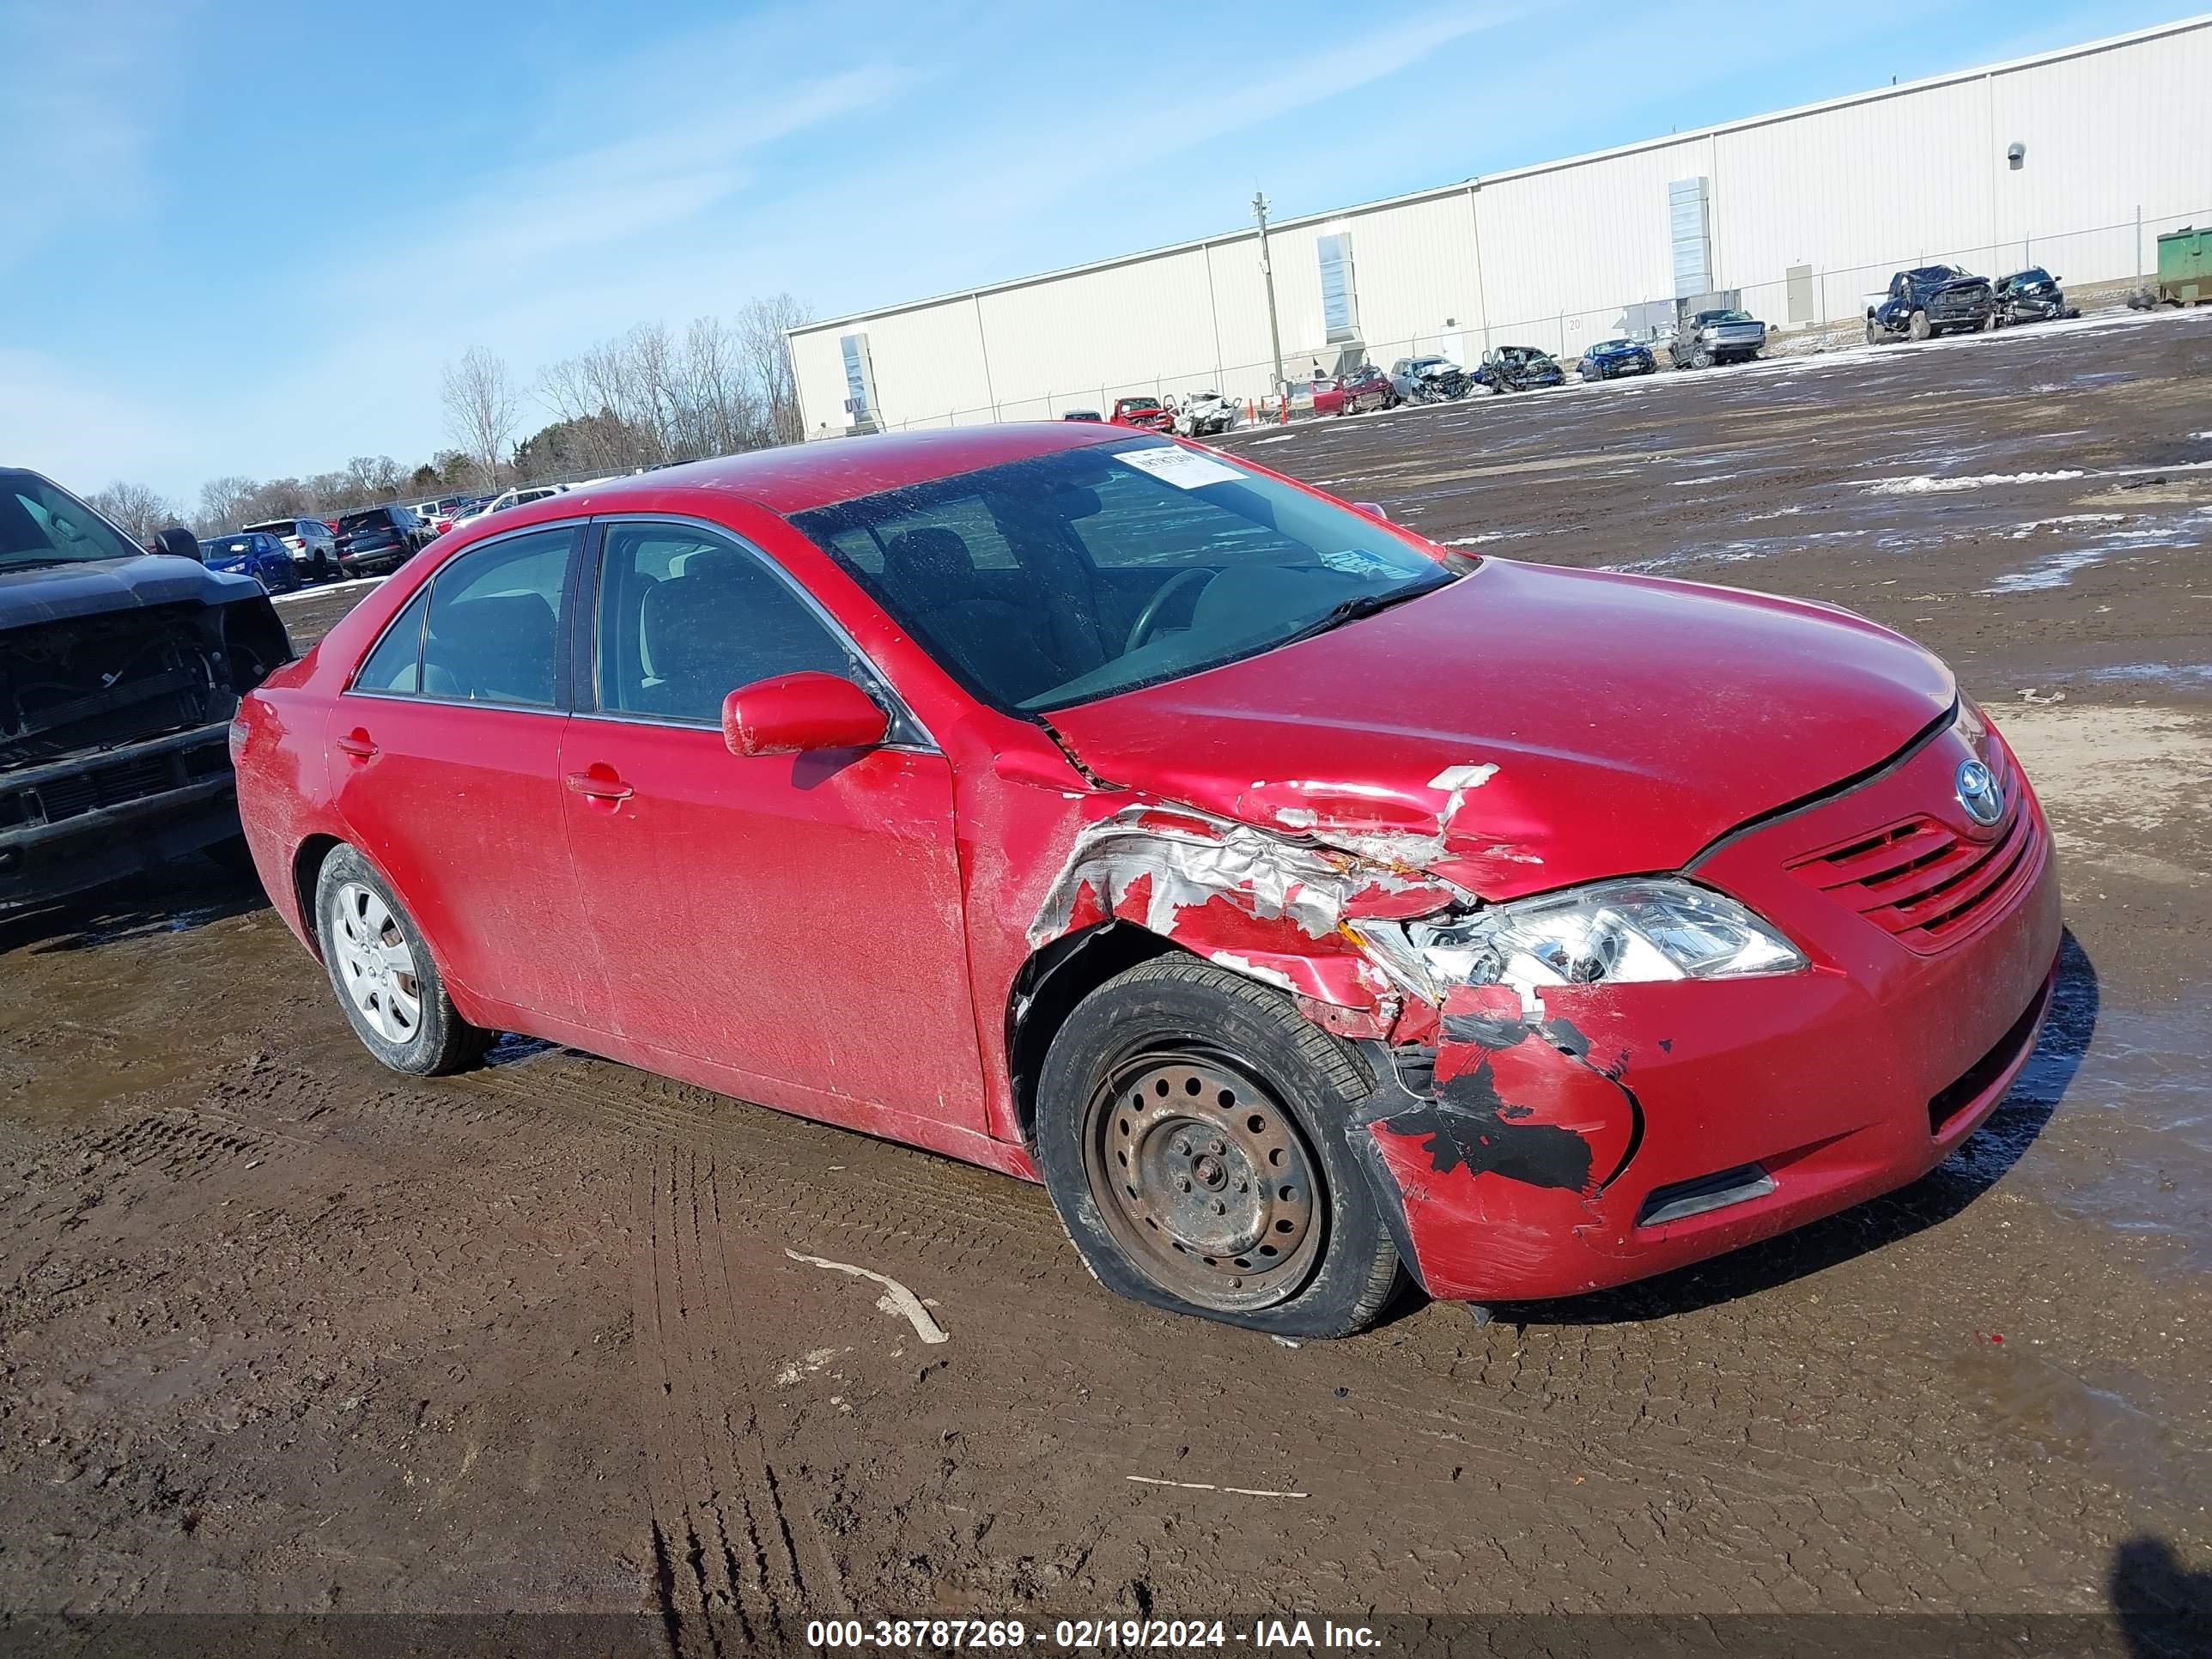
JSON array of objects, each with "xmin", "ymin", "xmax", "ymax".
[{"xmin": 1028, "ymin": 800, "xmax": 1467, "ymax": 1031}]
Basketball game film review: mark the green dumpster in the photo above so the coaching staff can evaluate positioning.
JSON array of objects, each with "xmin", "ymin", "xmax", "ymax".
[{"xmin": 2159, "ymin": 226, "xmax": 2209, "ymax": 305}]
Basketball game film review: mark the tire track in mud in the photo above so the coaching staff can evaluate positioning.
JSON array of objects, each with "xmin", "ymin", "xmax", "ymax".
[
  {"xmin": 474, "ymin": 1055, "xmax": 1064, "ymax": 1256},
  {"xmin": 632, "ymin": 1143, "xmax": 849, "ymax": 1653}
]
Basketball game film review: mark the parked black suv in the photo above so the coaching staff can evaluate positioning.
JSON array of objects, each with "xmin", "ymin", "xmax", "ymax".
[
  {"xmin": 2, "ymin": 468, "xmax": 290, "ymax": 912},
  {"xmin": 334, "ymin": 505, "xmax": 429, "ymax": 574},
  {"xmin": 1867, "ymin": 266, "xmax": 1996, "ymax": 342}
]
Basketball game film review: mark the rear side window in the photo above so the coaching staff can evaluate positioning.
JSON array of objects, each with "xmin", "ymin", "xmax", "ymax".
[
  {"xmin": 355, "ymin": 586, "xmax": 433, "ymax": 694},
  {"xmin": 594, "ymin": 522, "xmax": 852, "ymax": 725},
  {"xmin": 420, "ymin": 529, "xmax": 573, "ymax": 707}
]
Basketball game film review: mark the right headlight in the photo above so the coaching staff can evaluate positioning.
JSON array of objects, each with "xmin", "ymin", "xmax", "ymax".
[{"xmin": 1354, "ymin": 878, "xmax": 1808, "ymax": 1005}]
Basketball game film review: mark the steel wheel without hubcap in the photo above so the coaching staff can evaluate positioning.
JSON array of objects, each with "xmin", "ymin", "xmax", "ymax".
[
  {"xmin": 1084, "ymin": 1048, "xmax": 1323, "ymax": 1314},
  {"xmin": 330, "ymin": 880, "xmax": 422, "ymax": 1045}
]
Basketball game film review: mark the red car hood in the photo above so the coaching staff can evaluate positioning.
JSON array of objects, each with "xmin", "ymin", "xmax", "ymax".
[{"xmin": 1047, "ymin": 558, "xmax": 1956, "ymax": 899}]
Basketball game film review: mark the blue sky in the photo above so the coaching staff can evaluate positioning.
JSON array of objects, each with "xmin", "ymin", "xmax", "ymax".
[{"xmin": 0, "ymin": 0, "xmax": 2188, "ymax": 502}]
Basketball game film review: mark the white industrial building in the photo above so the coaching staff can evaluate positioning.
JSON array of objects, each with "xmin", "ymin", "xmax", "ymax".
[{"xmin": 789, "ymin": 15, "xmax": 2212, "ymax": 438}]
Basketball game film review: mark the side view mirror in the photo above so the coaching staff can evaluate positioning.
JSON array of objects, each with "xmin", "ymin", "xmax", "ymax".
[
  {"xmin": 1352, "ymin": 501, "xmax": 1390, "ymax": 521},
  {"xmin": 153, "ymin": 525, "xmax": 199, "ymax": 561},
  {"xmin": 722, "ymin": 672, "xmax": 888, "ymax": 757}
]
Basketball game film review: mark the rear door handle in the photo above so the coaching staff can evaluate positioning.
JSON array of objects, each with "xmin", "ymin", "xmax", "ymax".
[
  {"xmin": 565, "ymin": 769, "xmax": 634, "ymax": 802},
  {"xmin": 336, "ymin": 729, "xmax": 378, "ymax": 760}
]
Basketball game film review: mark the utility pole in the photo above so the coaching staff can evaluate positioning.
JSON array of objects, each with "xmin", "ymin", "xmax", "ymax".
[{"xmin": 1254, "ymin": 191, "xmax": 1285, "ymax": 401}]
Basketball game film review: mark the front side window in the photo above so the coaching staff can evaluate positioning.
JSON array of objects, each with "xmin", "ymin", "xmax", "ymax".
[
  {"xmin": 594, "ymin": 522, "xmax": 855, "ymax": 725},
  {"xmin": 790, "ymin": 439, "xmax": 1449, "ymax": 715},
  {"xmin": 416, "ymin": 528, "xmax": 574, "ymax": 707}
]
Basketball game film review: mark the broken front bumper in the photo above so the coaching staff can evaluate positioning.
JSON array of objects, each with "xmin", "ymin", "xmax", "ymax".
[
  {"xmin": 0, "ymin": 722, "xmax": 240, "ymax": 911},
  {"xmin": 1347, "ymin": 732, "xmax": 2063, "ymax": 1304}
]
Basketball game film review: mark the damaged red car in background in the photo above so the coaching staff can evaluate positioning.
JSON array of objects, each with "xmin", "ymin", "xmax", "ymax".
[{"xmin": 231, "ymin": 425, "xmax": 2060, "ymax": 1337}]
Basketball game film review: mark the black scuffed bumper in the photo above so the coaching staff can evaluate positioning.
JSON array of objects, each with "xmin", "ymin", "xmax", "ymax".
[{"xmin": 1, "ymin": 723, "xmax": 240, "ymax": 913}]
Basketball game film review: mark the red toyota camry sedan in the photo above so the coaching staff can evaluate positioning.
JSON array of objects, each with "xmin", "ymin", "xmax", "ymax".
[{"xmin": 233, "ymin": 424, "xmax": 2059, "ymax": 1336}]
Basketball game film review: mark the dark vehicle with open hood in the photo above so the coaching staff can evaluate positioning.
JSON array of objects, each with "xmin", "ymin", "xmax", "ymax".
[
  {"xmin": 1474, "ymin": 344, "xmax": 1565, "ymax": 392},
  {"xmin": 1993, "ymin": 267, "xmax": 2077, "ymax": 325},
  {"xmin": 335, "ymin": 505, "xmax": 430, "ymax": 574},
  {"xmin": 1868, "ymin": 266, "xmax": 1997, "ymax": 342},
  {"xmin": 1, "ymin": 467, "xmax": 291, "ymax": 912}
]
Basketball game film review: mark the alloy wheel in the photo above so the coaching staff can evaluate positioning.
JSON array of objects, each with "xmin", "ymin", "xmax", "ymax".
[{"xmin": 330, "ymin": 881, "xmax": 422, "ymax": 1045}]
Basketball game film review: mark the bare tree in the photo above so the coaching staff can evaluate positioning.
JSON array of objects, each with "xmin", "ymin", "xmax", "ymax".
[
  {"xmin": 441, "ymin": 347, "xmax": 520, "ymax": 489},
  {"xmin": 195, "ymin": 475, "xmax": 259, "ymax": 533},
  {"xmin": 85, "ymin": 480, "xmax": 177, "ymax": 543},
  {"xmin": 736, "ymin": 292, "xmax": 811, "ymax": 446}
]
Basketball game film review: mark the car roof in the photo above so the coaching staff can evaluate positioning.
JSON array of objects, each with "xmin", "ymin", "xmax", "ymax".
[{"xmin": 547, "ymin": 422, "xmax": 1132, "ymax": 516}]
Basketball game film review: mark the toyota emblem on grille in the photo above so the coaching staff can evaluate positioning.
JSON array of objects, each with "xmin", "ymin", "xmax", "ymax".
[{"xmin": 1955, "ymin": 759, "xmax": 2003, "ymax": 826}]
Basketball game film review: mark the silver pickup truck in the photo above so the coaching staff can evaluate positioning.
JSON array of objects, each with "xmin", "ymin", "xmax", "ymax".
[{"xmin": 1673, "ymin": 307, "xmax": 1768, "ymax": 369}]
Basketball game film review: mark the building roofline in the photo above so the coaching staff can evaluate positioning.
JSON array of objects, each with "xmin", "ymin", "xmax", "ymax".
[{"xmin": 790, "ymin": 12, "xmax": 2209, "ymax": 339}]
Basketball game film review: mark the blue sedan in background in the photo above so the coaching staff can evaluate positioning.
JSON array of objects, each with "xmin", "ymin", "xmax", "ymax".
[
  {"xmin": 198, "ymin": 531, "xmax": 302, "ymax": 593},
  {"xmin": 1577, "ymin": 337, "xmax": 1657, "ymax": 381}
]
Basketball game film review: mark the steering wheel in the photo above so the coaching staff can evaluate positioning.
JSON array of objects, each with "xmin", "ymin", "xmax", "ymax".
[{"xmin": 1125, "ymin": 568, "xmax": 1217, "ymax": 653}]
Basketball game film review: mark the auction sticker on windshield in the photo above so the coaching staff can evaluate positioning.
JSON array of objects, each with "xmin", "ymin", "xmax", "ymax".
[{"xmin": 1115, "ymin": 447, "xmax": 1245, "ymax": 490}]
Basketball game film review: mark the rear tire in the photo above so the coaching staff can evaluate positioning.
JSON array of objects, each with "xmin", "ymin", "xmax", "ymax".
[
  {"xmin": 1034, "ymin": 956, "xmax": 1405, "ymax": 1338},
  {"xmin": 313, "ymin": 844, "xmax": 495, "ymax": 1077}
]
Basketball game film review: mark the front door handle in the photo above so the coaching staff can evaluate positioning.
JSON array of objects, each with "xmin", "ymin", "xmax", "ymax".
[
  {"xmin": 565, "ymin": 768, "xmax": 635, "ymax": 802},
  {"xmin": 336, "ymin": 729, "xmax": 378, "ymax": 761}
]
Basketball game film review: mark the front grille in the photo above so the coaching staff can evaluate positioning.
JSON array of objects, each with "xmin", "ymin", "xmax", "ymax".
[{"xmin": 1788, "ymin": 744, "xmax": 2043, "ymax": 954}]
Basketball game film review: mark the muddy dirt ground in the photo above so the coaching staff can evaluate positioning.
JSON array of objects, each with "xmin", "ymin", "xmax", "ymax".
[{"xmin": 3, "ymin": 308, "xmax": 2208, "ymax": 1651}]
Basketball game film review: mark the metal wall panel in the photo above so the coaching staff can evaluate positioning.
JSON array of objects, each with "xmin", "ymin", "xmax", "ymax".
[{"xmin": 978, "ymin": 247, "xmax": 1223, "ymax": 421}]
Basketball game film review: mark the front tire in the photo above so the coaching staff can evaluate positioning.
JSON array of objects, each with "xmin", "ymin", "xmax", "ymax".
[
  {"xmin": 313, "ymin": 844, "xmax": 495, "ymax": 1076},
  {"xmin": 1691, "ymin": 344, "xmax": 1713, "ymax": 369},
  {"xmin": 1034, "ymin": 957, "xmax": 1405, "ymax": 1338},
  {"xmin": 1909, "ymin": 308, "xmax": 1932, "ymax": 342}
]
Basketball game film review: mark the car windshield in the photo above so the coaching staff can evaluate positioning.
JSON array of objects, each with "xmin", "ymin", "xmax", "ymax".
[
  {"xmin": 1121, "ymin": 398, "xmax": 1160, "ymax": 411},
  {"xmin": 1593, "ymin": 338, "xmax": 1636, "ymax": 351},
  {"xmin": 0, "ymin": 471, "xmax": 147, "ymax": 569},
  {"xmin": 790, "ymin": 438, "xmax": 1452, "ymax": 715},
  {"xmin": 201, "ymin": 537, "xmax": 256, "ymax": 561},
  {"xmin": 2009, "ymin": 267, "xmax": 2052, "ymax": 285}
]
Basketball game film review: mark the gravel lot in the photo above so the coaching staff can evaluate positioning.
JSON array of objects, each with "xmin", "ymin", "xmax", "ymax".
[{"xmin": 3, "ymin": 307, "xmax": 2207, "ymax": 1653}]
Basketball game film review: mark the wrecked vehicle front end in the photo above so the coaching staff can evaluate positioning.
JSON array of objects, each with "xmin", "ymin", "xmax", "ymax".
[
  {"xmin": 1, "ymin": 551, "xmax": 291, "ymax": 912},
  {"xmin": 1030, "ymin": 566, "xmax": 2062, "ymax": 1306},
  {"xmin": 1996, "ymin": 270, "xmax": 2077, "ymax": 324}
]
